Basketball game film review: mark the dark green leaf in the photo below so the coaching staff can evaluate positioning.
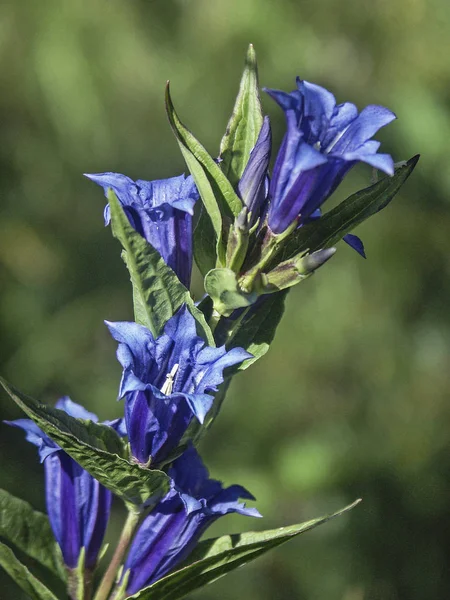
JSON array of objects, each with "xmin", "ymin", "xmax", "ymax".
[
  {"xmin": 0, "ymin": 378, "xmax": 170, "ymax": 507},
  {"xmin": 227, "ymin": 291, "xmax": 288, "ymax": 369},
  {"xmin": 0, "ymin": 488, "xmax": 65, "ymax": 582},
  {"xmin": 194, "ymin": 206, "xmax": 217, "ymax": 277},
  {"xmin": 219, "ymin": 44, "xmax": 264, "ymax": 187},
  {"xmin": 277, "ymin": 155, "xmax": 419, "ymax": 263},
  {"xmin": 126, "ymin": 500, "xmax": 361, "ymax": 600},
  {"xmin": 165, "ymin": 82, "xmax": 243, "ymax": 265},
  {"xmin": 108, "ymin": 190, "xmax": 214, "ymax": 345},
  {"xmin": 0, "ymin": 541, "xmax": 59, "ymax": 600}
]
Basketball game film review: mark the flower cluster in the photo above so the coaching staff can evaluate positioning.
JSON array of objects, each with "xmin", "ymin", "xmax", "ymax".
[
  {"xmin": 232, "ymin": 78, "xmax": 395, "ymax": 276},
  {"xmin": 3, "ymin": 47, "xmax": 410, "ymax": 600},
  {"xmin": 7, "ymin": 300, "xmax": 254, "ymax": 584}
]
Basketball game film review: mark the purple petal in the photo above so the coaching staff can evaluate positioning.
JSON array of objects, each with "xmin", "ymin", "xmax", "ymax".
[
  {"xmin": 344, "ymin": 233, "xmax": 366, "ymax": 258},
  {"xmin": 297, "ymin": 79, "xmax": 336, "ymax": 142},
  {"xmin": 344, "ymin": 151, "xmax": 394, "ymax": 175},
  {"xmin": 329, "ymin": 105, "xmax": 396, "ymax": 155},
  {"xmin": 55, "ymin": 397, "xmax": 99, "ymax": 422},
  {"xmin": 238, "ymin": 116, "xmax": 272, "ymax": 218},
  {"xmin": 4, "ymin": 419, "xmax": 59, "ymax": 462}
]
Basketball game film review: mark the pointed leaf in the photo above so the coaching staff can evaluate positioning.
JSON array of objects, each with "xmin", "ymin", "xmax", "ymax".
[
  {"xmin": 0, "ymin": 541, "xmax": 59, "ymax": 600},
  {"xmin": 0, "ymin": 488, "xmax": 65, "ymax": 582},
  {"xmin": 277, "ymin": 155, "xmax": 419, "ymax": 263},
  {"xmin": 194, "ymin": 206, "xmax": 217, "ymax": 277},
  {"xmin": 126, "ymin": 500, "xmax": 361, "ymax": 600},
  {"xmin": 165, "ymin": 83, "xmax": 243, "ymax": 268},
  {"xmin": 220, "ymin": 291, "xmax": 288, "ymax": 369},
  {"xmin": 219, "ymin": 44, "xmax": 264, "ymax": 187},
  {"xmin": 108, "ymin": 190, "xmax": 214, "ymax": 345},
  {"xmin": 165, "ymin": 84, "xmax": 242, "ymax": 219},
  {"xmin": 0, "ymin": 378, "xmax": 170, "ymax": 507}
]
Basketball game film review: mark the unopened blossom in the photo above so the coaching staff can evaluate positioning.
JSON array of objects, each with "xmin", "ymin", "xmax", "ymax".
[
  {"xmin": 237, "ymin": 116, "xmax": 271, "ymax": 226},
  {"xmin": 5, "ymin": 398, "xmax": 113, "ymax": 569}
]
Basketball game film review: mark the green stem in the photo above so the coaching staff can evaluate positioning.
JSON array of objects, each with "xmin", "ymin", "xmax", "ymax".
[
  {"xmin": 209, "ymin": 309, "xmax": 222, "ymax": 334},
  {"xmin": 93, "ymin": 510, "xmax": 140, "ymax": 600}
]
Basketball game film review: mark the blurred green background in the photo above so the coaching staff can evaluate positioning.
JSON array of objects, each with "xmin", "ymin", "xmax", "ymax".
[{"xmin": 1, "ymin": 0, "xmax": 450, "ymax": 598}]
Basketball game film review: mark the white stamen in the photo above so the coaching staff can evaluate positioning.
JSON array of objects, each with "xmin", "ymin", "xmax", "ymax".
[
  {"xmin": 161, "ymin": 363, "xmax": 179, "ymax": 395},
  {"xmin": 324, "ymin": 123, "xmax": 352, "ymax": 154}
]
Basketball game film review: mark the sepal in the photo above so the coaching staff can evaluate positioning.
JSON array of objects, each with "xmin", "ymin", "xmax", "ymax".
[
  {"xmin": 67, "ymin": 548, "xmax": 90, "ymax": 600},
  {"xmin": 225, "ymin": 210, "xmax": 250, "ymax": 273}
]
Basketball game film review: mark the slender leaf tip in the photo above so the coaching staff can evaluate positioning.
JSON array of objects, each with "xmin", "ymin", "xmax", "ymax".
[{"xmin": 245, "ymin": 43, "xmax": 257, "ymax": 68}]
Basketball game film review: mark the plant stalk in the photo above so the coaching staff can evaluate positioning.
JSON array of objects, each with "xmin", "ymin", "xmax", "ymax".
[{"xmin": 93, "ymin": 510, "xmax": 140, "ymax": 600}]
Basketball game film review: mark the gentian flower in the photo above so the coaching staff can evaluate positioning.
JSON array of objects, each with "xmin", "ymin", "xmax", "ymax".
[
  {"xmin": 120, "ymin": 446, "xmax": 261, "ymax": 595},
  {"xmin": 106, "ymin": 305, "xmax": 251, "ymax": 467},
  {"xmin": 264, "ymin": 78, "xmax": 396, "ymax": 238},
  {"xmin": 85, "ymin": 172, "xmax": 199, "ymax": 288},
  {"xmin": 5, "ymin": 398, "xmax": 112, "ymax": 570}
]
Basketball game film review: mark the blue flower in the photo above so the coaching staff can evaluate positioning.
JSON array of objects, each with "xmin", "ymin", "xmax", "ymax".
[
  {"xmin": 5, "ymin": 398, "xmax": 113, "ymax": 569},
  {"xmin": 264, "ymin": 78, "xmax": 396, "ymax": 236},
  {"xmin": 121, "ymin": 446, "xmax": 261, "ymax": 595},
  {"xmin": 106, "ymin": 305, "xmax": 251, "ymax": 466},
  {"xmin": 85, "ymin": 172, "xmax": 199, "ymax": 288}
]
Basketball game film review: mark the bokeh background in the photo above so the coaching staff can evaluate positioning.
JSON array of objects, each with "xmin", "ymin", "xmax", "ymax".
[{"xmin": 1, "ymin": 1, "xmax": 450, "ymax": 599}]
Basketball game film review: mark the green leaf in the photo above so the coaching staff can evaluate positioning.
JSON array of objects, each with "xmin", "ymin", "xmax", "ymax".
[
  {"xmin": 108, "ymin": 190, "xmax": 214, "ymax": 345},
  {"xmin": 227, "ymin": 291, "xmax": 288, "ymax": 369},
  {"xmin": 0, "ymin": 378, "xmax": 170, "ymax": 507},
  {"xmin": 219, "ymin": 44, "xmax": 264, "ymax": 188},
  {"xmin": 194, "ymin": 206, "xmax": 217, "ymax": 277},
  {"xmin": 165, "ymin": 82, "xmax": 243, "ymax": 266},
  {"xmin": 277, "ymin": 155, "xmax": 419, "ymax": 263},
  {"xmin": 0, "ymin": 541, "xmax": 59, "ymax": 600},
  {"xmin": 0, "ymin": 488, "xmax": 65, "ymax": 582},
  {"xmin": 126, "ymin": 500, "xmax": 361, "ymax": 600}
]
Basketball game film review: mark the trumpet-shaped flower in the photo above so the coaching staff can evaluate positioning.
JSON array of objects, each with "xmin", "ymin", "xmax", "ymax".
[
  {"xmin": 5, "ymin": 398, "xmax": 112, "ymax": 569},
  {"xmin": 265, "ymin": 78, "xmax": 396, "ymax": 236},
  {"xmin": 107, "ymin": 305, "xmax": 251, "ymax": 466},
  {"xmin": 85, "ymin": 172, "xmax": 199, "ymax": 288},
  {"xmin": 121, "ymin": 446, "xmax": 261, "ymax": 595}
]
